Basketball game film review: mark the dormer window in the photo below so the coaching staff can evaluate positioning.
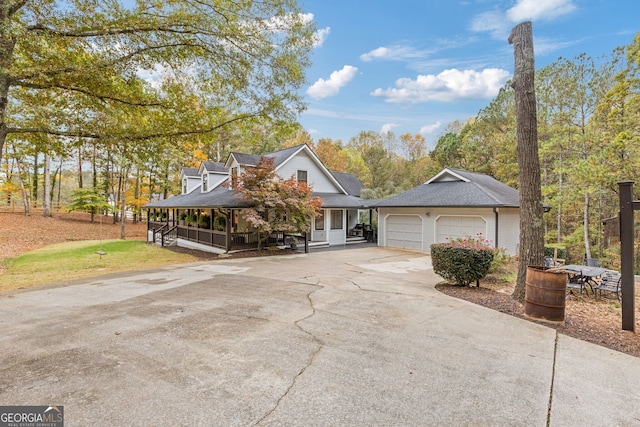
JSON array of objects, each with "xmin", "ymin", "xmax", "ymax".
[
  {"xmin": 183, "ymin": 179, "xmax": 188, "ymax": 194},
  {"xmin": 297, "ymin": 170, "xmax": 308, "ymax": 184},
  {"xmin": 202, "ymin": 174, "xmax": 208, "ymax": 192}
]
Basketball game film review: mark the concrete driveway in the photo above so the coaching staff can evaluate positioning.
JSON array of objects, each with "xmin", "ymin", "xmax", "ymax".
[{"xmin": 1, "ymin": 247, "xmax": 639, "ymax": 426}]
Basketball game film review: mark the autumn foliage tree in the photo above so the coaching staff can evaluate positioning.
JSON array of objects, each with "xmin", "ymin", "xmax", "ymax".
[{"xmin": 234, "ymin": 157, "xmax": 322, "ymax": 249}]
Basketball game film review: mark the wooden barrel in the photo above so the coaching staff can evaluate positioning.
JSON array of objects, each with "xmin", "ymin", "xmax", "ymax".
[{"xmin": 524, "ymin": 266, "xmax": 568, "ymax": 323}]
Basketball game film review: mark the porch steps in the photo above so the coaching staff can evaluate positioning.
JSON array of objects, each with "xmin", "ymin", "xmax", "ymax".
[
  {"xmin": 309, "ymin": 237, "xmax": 368, "ymax": 249},
  {"xmin": 346, "ymin": 236, "xmax": 367, "ymax": 244}
]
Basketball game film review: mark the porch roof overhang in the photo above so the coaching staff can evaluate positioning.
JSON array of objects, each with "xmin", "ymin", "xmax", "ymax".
[
  {"xmin": 314, "ymin": 193, "xmax": 374, "ymax": 209},
  {"xmin": 144, "ymin": 186, "xmax": 250, "ymax": 209}
]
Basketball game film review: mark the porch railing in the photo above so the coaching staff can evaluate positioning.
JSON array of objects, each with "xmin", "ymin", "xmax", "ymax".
[
  {"xmin": 162, "ymin": 226, "xmax": 178, "ymax": 247},
  {"xmin": 152, "ymin": 222, "xmax": 306, "ymax": 252}
]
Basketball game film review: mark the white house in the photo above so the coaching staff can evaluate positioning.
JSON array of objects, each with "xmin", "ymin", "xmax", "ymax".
[{"xmin": 145, "ymin": 144, "xmax": 370, "ymax": 253}]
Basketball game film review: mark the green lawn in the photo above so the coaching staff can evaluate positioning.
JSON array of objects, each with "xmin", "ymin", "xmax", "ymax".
[{"xmin": 0, "ymin": 240, "xmax": 199, "ymax": 291}]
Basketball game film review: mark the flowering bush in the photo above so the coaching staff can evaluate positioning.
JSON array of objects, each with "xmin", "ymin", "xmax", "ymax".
[
  {"xmin": 431, "ymin": 234, "xmax": 496, "ymax": 286},
  {"xmin": 447, "ymin": 234, "xmax": 509, "ymax": 273}
]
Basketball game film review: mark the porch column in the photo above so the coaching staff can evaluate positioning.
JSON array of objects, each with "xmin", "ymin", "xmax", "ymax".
[{"xmin": 225, "ymin": 209, "xmax": 232, "ymax": 252}]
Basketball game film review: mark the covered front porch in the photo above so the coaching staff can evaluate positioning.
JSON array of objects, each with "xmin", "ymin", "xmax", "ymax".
[
  {"xmin": 309, "ymin": 207, "xmax": 377, "ymax": 247},
  {"xmin": 147, "ymin": 207, "xmax": 308, "ymax": 253}
]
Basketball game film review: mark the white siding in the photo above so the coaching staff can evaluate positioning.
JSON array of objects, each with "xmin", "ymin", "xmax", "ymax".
[
  {"xmin": 277, "ymin": 150, "xmax": 342, "ymax": 193},
  {"xmin": 184, "ymin": 177, "xmax": 200, "ymax": 194},
  {"xmin": 327, "ymin": 209, "xmax": 346, "ymax": 245},
  {"xmin": 205, "ymin": 172, "xmax": 228, "ymax": 191},
  {"xmin": 377, "ymin": 207, "xmax": 520, "ymax": 256},
  {"xmin": 497, "ymin": 207, "xmax": 520, "ymax": 256}
]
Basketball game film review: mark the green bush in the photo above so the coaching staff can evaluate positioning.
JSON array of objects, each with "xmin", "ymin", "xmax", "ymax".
[
  {"xmin": 431, "ymin": 242, "xmax": 494, "ymax": 286},
  {"xmin": 544, "ymin": 245, "xmax": 567, "ymax": 260}
]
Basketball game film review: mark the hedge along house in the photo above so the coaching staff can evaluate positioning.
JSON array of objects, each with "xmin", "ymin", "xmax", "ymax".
[
  {"xmin": 374, "ymin": 168, "xmax": 521, "ymax": 256},
  {"xmin": 144, "ymin": 144, "xmax": 371, "ymax": 253}
]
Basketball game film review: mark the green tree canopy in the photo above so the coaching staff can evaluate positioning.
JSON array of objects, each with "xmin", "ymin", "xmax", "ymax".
[{"xmin": 0, "ymin": 0, "xmax": 316, "ymax": 163}]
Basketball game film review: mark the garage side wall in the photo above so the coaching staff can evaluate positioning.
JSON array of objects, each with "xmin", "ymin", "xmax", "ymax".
[
  {"xmin": 378, "ymin": 207, "xmax": 519, "ymax": 255},
  {"xmin": 497, "ymin": 207, "xmax": 520, "ymax": 256}
]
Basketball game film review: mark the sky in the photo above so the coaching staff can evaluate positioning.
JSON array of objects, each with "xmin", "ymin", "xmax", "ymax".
[{"xmin": 297, "ymin": 0, "xmax": 639, "ymax": 147}]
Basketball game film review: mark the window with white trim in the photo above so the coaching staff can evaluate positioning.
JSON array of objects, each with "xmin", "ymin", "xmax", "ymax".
[
  {"xmin": 297, "ymin": 170, "xmax": 308, "ymax": 184},
  {"xmin": 330, "ymin": 210, "xmax": 343, "ymax": 230}
]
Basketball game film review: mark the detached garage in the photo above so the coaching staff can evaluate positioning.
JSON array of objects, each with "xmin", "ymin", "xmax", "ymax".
[{"xmin": 374, "ymin": 169, "xmax": 521, "ymax": 255}]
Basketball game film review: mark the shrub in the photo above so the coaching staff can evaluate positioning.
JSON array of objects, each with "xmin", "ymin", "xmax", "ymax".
[{"xmin": 431, "ymin": 241, "xmax": 494, "ymax": 286}]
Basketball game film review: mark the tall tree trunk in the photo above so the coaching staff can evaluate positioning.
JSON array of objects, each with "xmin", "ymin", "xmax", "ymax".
[
  {"xmin": 557, "ymin": 152, "xmax": 563, "ymax": 243},
  {"xmin": 509, "ymin": 22, "xmax": 544, "ymax": 303},
  {"xmin": 78, "ymin": 145, "xmax": 83, "ymax": 188},
  {"xmin": 133, "ymin": 169, "xmax": 140, "ymax": 224},
  {"xmin": 120, "ymin": 166, "xmax": 130, "ymax": 239},
  {"xmin": 0, "ymin": 26, "xmax": 16, "ymax": 165},
  {"xmin": 32, "ymin": 152, "xmax": 39, "ymax": 208},
  {"xmin": 56, "ymin": 158, "xmax": 63, "ymax": 208},
  {"xmin": 43, "ymin": 152, "xmax": 52, "ymax": 217},
  {"xmin": 13, "ymin": 151, "xmax": 30, "ymax": 216},
  {"xmin": 583, "ymin": 192, "xmax": 592, "ymax": 260}
]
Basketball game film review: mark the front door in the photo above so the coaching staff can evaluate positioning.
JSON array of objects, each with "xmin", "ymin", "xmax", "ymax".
[{"xmin": 311, "ymin": 210, "xmax": 326, "ymax": 242}]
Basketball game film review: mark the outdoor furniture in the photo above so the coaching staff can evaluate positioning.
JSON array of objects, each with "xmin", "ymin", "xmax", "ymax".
[
  {"xmin": 350, "ymin": 223, "xmax": 364, "ymax": 237},
  {"xmin": 584, "ymin": 257, "xmax": 604, "ymax": 267},
  {"xmin": 545, "ymin": 256, "xmax": 562, "ymax": 268},
  {"xmin": 562, "ymin": 264, "xmax": 607, "ymax": 295},
  {"xmin": 594, "ymin": 269, "xmax": 622, "ymax": 301}
]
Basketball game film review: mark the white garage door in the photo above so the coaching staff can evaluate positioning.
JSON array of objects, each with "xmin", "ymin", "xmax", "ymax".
[
  {"xmin": 436, "ymin": 215, "xmax": 487, "ymax": 243},
  {"xmin": 385, "ymin": 215, "xmax": 423, "ymax": 250}
]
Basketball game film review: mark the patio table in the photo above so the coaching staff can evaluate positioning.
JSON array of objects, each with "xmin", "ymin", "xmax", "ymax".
[{"xmin": 562, "ymin": 265, "xmax": 606, "ymax": 295}]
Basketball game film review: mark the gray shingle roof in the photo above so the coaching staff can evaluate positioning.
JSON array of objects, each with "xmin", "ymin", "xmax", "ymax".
[
  {"xmin": 147, "ymin": 144, "xmax": 372, "ymax": 210},
  {"xmin": 201, "ymin": 161, "xmax": 227, "ymax": 173},
  {"xmin": 313, "ymin": 193, "xmax": 372, "ymax": 209},
  {"xmin": 182, "ymin": 167, "xmax": 198, "ymax": 177},
  {"xmin": 374, "ymin": 169, "xmax": 519, "ymax": 208},
  {"xmin": 145, "ymin": 181, "xmax": 249, "ymax": 209},
  {"xmin": 230, "ymin": 144, "xmax": 304, "ymax": 168},
  {"xmin": 331, "ymin": 172, "xmax": 364, "ymax": 196}
]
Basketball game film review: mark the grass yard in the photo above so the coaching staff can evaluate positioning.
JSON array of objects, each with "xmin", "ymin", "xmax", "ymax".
[{"xmin": 0, "ymin": 239, "xmax": 200, "ymax": 291}]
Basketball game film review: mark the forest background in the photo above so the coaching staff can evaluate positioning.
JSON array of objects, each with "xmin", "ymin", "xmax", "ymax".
[{"xmin": 1, "ymin": 1, "xmax": 639, "ymax": 271}]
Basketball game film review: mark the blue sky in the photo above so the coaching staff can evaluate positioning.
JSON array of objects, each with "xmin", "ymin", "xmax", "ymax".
[{"xmin": 297, "ymin": 0, "xmax": 639, "ymax": 147}]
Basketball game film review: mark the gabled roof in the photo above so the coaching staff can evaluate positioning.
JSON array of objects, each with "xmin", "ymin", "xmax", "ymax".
[
  {"xmin": 374, "ymin": 168, "xmax": 519, "ymax": 208},
  {"xmin": 180, "ymin": 167, "xmax": 199, "ymax": 179},
  {"xmin": 146, "ymin": 178, "xmax": 249, "ymax": 209},
  {"xmin": 225, "ymin": 144, "xmax": 303, "ymax": 169},
  {"xmin": 199, "ymin": 161, "xmax": 227, "ymax": 174},
  {"xmin": 225, "ymin": 144, "xmax": 350, "ymax": 195},
  {"xmin": 146, "ymin": 144, "xmax": 368, "ymax": 209},
  {"xmin": 331, "ymin": 172, "xmax": 364, "ymax": 197}
]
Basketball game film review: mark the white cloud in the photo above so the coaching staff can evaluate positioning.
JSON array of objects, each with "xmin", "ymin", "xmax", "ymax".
[
  {"xmin": 298, "ymin": 13, "xmax": 330, "ymax": 48},
  {"xmin": 306, "ymin": 65, "xmax": 358, "ymax": 99},
  {"xmin": 470, "ymin": 0, "xmax": 577, "ymax": 40},
  {"xmin": 360, "ymin": 44, "xmax": 447, "ymax": 62},
  {"xmin": 380, "ymin": 123, "xmax": 400, "ymax": 134},
  {"xmin": 360, "ymin": 47, "xmax": 391, "ymax": 61},
  {"xmin": 370, "ymin": 68, "xmax": 511, "ymax": 103},
  {"xmin": 313, "ymin": 26, "xmax": 331, "ymax": 47},
  {"xmin": 420, "ymin": 122, "xmax": 442, "ymax": 135},
  {"xmin": 507, "ymin": 0, "xmax": 577, "ymax": 22},
  {"xmin": 469, "ymin": 11, "xmax": 509, "ymax": 39}
]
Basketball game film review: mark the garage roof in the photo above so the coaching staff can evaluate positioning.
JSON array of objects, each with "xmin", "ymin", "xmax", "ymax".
[{"xmin": 374, "ymin": 168, "xmax": 520, "ymax": 208}]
